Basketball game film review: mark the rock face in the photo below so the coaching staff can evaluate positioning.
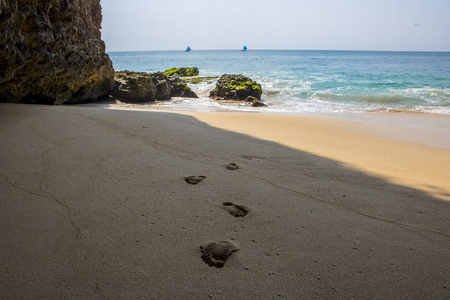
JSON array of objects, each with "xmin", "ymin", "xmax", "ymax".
[
  {"xmin": 113, "ymin": 71, "xmax": 197, "ymax": 102},
  {"xmin": 151, "ymin": 72, "xmax": 171, "ymax": 100},
  {"xmin": 168, "ymin": 74, "xmax": 198, "ymax": 98},
  {"xmin": 210, "ymin": 74, "xmax": 262, "ymax": 101},
  {"xmin": 0, "ymin": 0, "xmax": 115, "ymax": 105},
  {"xmin": 113, "ymin": 71, "xmax": 171, "ymax": 103}
]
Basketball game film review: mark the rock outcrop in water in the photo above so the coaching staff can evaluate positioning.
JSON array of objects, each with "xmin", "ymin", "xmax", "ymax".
[
  {"xmin": 113, "ymin": 71, "xmax": 197, "ymax": 103},
  {"xmin": 114, "ymin": 71, "xmax": 170, "ymax": 102},
  {"xmin": 0, "ymin": 0, "xmax": 115, "ymax": 105},
  {"xmin": 163, "ymin": 67, "xmax": 199, "ymax": 77},
  {"xmin": 210, "ymin": 74, "xmax": 265, "ymax": 107},
  {"xmin": 210, "ymin": 74, "xmax": 262, "ymax": 101},
  {"xmin": 244, "ymin": 96, "xmax": 267, "ymax": 107},
  {"xmin": 168, "ymin": 74, "xmax": 198, "ymax": 98}
]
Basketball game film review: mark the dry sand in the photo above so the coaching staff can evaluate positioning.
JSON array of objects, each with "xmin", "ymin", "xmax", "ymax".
[
  {"xmin": 1, "ymin": 103, "xmax": 449, "ymax": 299},
  {"xmin": 184, "ymin": 111, "xmax": 450, "ymax": 202}
]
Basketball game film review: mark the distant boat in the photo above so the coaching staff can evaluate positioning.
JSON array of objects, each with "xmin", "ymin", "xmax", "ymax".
[
  {"xmin": 186, "ymin": 46, "xmax": 191, "ymax": 52},
  {"xmin": 242, "ymin": 45, "xmax": 247, "ymax": 52}
]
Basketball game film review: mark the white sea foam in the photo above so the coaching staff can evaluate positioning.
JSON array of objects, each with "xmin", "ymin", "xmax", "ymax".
[
  {"xmin": 156, "ymin": 78, "xmax": 450, "ymax": 114},
  {"xmin": 109, "ymin": 50, "xmax": 450, "ymax": 114}
]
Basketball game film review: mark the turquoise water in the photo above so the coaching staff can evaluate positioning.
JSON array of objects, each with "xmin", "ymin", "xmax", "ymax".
[{"xmin": 108, "ymin": 50, "xmax": 450, "ymax": 114}]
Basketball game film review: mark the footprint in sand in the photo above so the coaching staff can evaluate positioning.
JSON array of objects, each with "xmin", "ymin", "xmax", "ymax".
[
  {"xmin": 184, "ymin": 176, "xmax": 206, "ymax": 185},
  {"xmin": 226, "ymin": 163, "xmax": 239, "ymax": 170},
  {"xmin": 200, "ymin": 241, "xmax": 239, "ymax": 268},
  {"xmin": 222, "ymin": 202, "xmax": 250, "ymax": 217}
]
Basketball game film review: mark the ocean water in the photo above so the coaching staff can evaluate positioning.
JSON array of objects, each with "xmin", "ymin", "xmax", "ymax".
[{"xmin": 108, "ymin": 50, "xmax": 450, "ymax": 114}]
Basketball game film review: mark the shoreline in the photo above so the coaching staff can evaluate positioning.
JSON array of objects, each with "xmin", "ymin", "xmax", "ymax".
[
  {"xmin": 106, "ymin": 102, "xmax": 450, "ymax": 149},
  {"xmin": 108, "ymin": 96, "xmax": 450, "ymax": 116},
  {"xmin": 106, "ymin": 103, "xmax": 450, "ymax": 201}
]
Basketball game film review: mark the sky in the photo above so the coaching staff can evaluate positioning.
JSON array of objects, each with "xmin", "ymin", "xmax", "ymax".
[{"xmin": 100, "ymin": 0, "xmax": 450, "ymax": 52}]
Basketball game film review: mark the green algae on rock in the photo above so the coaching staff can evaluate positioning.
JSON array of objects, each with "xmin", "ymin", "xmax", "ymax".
[
  {"xmin": 163, "ymin": 67, "xmax": 199, "ymax": 77},
  {"xmin": 168, "ymin": 74, "xmax": 198, "ymax": 98},
  {"xmin": 184, "ymin": 76, "xmax": 219, "ymax": 84},
  {"xmin": 210, "ymin": 74, "xmax": 262, "ymax": 101}
]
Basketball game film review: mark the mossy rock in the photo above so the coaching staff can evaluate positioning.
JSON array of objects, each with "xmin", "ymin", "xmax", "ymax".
[
  {"xmin": 184, "ymin": 76, "xmax": 219, "ymax": 84},
  {"xmin": 170, "ymin": 82, "xmax": 198, "ymax": 98},
  {"xmin": 210, "ymin": 74, "xmax": 262, "ymax": 100},
  {"xmin": 113, "ymin": 71, "xmax": 171, "ymax": 102},
  {"xmin": 167, "ymin": 73, "xmax": 198, "ymax": 98},
  {"xmin": 163, "ymin": 67, "xmax": 199, "ymax": 77}
]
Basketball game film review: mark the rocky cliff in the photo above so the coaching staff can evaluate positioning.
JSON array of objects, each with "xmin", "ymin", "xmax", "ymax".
[{"xmin": 0, "ymin": 0, "xmax": 114, "ymax": 104}]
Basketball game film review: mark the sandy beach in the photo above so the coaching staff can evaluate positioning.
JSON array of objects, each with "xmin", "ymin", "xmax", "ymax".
[{"xmin": 1, "ymin": 103, "xmax": 449, "ymax": 299}]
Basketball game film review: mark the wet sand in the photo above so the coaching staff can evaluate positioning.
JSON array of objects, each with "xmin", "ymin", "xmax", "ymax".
[{"xmin": 1, "ymin": 103, "xmax": 449, "ymax": 299}]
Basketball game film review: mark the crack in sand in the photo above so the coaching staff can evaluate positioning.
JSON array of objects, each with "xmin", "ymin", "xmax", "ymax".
[
  {"xmin": 2, "ymin": 173, "xmax": 47, "ymax": 199},
  {"xmin": 75, "ymin": 113, "xmax": 449, "ymax": 243},
  {"xmin": 26, "ymin": 126, "xmax": 84, "ymax": 239},
  {"xmin": 240, "ymin": 171, "xmax": 450, "ymax": 244},
  {"xmin": 2, "ymin": 171, "xmax": 83, "ymax": 240}
]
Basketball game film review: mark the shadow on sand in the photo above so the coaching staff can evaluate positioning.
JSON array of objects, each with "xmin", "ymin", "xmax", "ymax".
[{"xmin": 1, "ymin": 104, "xmax": 449, "ymax": 299}]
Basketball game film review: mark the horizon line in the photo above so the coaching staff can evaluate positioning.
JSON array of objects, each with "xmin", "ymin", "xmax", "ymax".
[{"xmin": 106, "ymin": 48, "xmax": 450, "ymax": 54}]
